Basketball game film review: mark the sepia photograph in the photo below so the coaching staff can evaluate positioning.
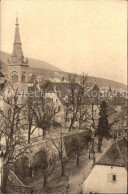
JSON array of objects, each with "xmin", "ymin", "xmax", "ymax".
[{"xmin": 0, "ymin": 0, "xmax": 127, "ymax": 193}]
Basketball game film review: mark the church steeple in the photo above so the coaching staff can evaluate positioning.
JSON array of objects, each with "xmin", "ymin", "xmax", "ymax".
[
  {"xmin": 8, "ymin": 18, "xmax": 29, "ymax": 85},
  {"xmin": 11, "ymin": 18, "xmax": 27, "ymax": 65}
]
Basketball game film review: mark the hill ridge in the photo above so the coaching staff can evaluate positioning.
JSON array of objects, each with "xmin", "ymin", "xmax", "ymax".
[{"xmin": 0, "ymin": 51, "xmax": 126, "ymax": 90}]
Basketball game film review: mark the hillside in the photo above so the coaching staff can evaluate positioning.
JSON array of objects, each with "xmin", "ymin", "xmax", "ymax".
[
  {"xmin": 0, "ymin": 51, "xmax": 61, "ymax": 72},
  {"xmin": 0, "ymin": 51, "xmax": 126, "ymax": 90}
]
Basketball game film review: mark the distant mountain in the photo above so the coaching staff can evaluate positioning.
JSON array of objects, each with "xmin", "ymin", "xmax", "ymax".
[
  {"xmin": 0, "ymin": 51, "xmax": 127, "ymax": 90},
  {"xmin": 87, "ymin": 76, "xmax": 127, "ymax": 90},
  {"xmin": 0, "ymin": 51, "xmax": 61, "ymax": 73}
]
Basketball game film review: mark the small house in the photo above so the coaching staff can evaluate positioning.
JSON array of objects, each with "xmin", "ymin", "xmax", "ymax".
[{"xmin": 82, "ymin": 138, "xmax": 127, "ymax": 194}]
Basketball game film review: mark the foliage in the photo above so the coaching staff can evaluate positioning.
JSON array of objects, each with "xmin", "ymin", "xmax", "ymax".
[
  {"xmin": 97, "ymin": 101, "xmax": 110, "ymax": 138},
  {"xmin": 33, "ymin": 149, "xmax": 55, "ymax": 188},
  {"xmin": 14, "ymin": 157, "xmax": 30, "ymax": 180},
  {"xmin": 33, "ymin": 150, "xmax": 48, "ymax": 172}
]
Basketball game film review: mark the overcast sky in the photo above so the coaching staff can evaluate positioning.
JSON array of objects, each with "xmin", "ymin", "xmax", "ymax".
[{"xmin": 1, "ymin": 0, "xmax": 127, "ymax": 84}]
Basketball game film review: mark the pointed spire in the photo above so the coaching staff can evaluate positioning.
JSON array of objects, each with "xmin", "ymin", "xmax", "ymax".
[
  {"xmin": 14, "ymin": 17, "xmax": 21, "ymax": 44},
  {"xmin": 11, "ymin": 17, "xmax": 24, "ymax": 64}
]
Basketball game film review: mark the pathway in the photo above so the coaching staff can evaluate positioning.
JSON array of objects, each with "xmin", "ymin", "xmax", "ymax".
[{"xmin": 68, "ymin": 139, "xmax": 112, "ymax": 194}]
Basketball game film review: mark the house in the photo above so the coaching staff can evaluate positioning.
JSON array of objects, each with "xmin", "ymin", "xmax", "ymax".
[{"xmin": 82, "ymin": 138, "xmax": 127, "ymax": 194}]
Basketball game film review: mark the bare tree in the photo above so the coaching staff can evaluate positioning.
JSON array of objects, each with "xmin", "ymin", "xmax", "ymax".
[
  {"xmin": 0, "ymin": 86, "xmax": 29, "ymax": 192},
  {"xmin": 65, "ymin": 174, "xmax": 70, "ymax": 194},
  {"xmin": 50, "ymin": 129, "xmax": 69, "ymax": 176},
  {"xmin": 69, "ymin": 137, "xmax": 86, "ymax": 166},
  {"xmin": 42, "ymin": 159, "xmax": 55, "ymax": 189},
  {"xmin": 26, "ymin": 97, "xmax": 37, "ymax": 143},
  {"xmin": 63, "ymin": 73, "xmax": 88, "ymax": 132},
  {"xmin": 32, "ymin": 97, "xmax": 60, "ymax": 137},
  {"xmin": 33, "ymin": 149, "xmax": 55, "ymax": 189},
  {"xmin": 31, "ymin": 81, "xmax": 60, "ymax": 137}
]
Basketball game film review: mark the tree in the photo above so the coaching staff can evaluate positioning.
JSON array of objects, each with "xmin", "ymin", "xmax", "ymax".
[
  {"xmin": 31, "ymin": 81, "xmax": 60, "ymax": 137},
  {"xmin": 69, "ymin": 137, "xmax": 85, "ymax": 166},
  {"xmin": 97, "ymin": 101, "xmax": 110, "ymax": 152},
  {"xmin": 96, "ymin": 101, "xmax": 120, "ymax": 153},
  {"xmin": 50, "ymin": 129, "xmax": 69, "ymax": 176},
  {"xmin": 82, "ymin": 100, "xmax": 99, "ymax": 160},
  {"xmin": 64, "ymin": 73, "xmax": 88, "ymax": 131},
  {"xmin": 14, "ymin": 157, "xmax": 30, "ymax": 179},
  {"xmin": 33, "ymin": 150, "xmax": 55, "ymax": 189},
  {"xmin": 0, "ymin": 86, "xmax": 29, "ymax": 192},
  {"xmin": 27, "ymin": 97, "xmax": 36, "ymax": 143},
  {"xmin": 64, "ymin": 174, "xmax": 70, "ymax": 194}
]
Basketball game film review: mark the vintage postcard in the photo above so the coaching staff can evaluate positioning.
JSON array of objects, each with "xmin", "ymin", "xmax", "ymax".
[{"xmin": 0, "ymin": 0, "xmax": 127, "ymax": 193}]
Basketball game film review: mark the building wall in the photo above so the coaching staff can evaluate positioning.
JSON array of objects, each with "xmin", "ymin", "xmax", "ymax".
[
  {"xmin": 8, "ymin": 65, "xmax": 29, "ymax": 85},
  {"xmin": 45, "ymin": 92, "xmax": 65, "ymax": 123},
  {"xmin": 82, "ymin": 165, "xmax": 127, "ymax": 194}
]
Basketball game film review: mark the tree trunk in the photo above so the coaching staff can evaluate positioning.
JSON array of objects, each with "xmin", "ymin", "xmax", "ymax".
[
  {"xmin": 89, "ymin": 151, "xmax": 90, "ymax": 159},
  {"xmin": 43, "ymin": 176, "xmax": 47, "ymax": 188},
  {"xmin": 29, "ymin": 167, "xmax": 33, "ymax": 177},
  {"xmin": 69, "ymin": 119, "xmax": 74, "ymax": 132},
  {"xmin": 1, "ymin": 167, "xmax": 9, "ymax": 193},
  {"xmin": 61, "ymin": 163, "xmax": 65, "ymax": 176},
  {"xmin": 97, "ymin": 137, "xmax": 103, "ymax": 153},
  {"xmin": 28, "ymin": 128, "xmax": 31, "ymax": 143},
  {"xmin": 93, "ymin": 157, "xmax": 95, "ymax": 165},
  {"xmin": 42, "ymin": 129, "xmax": 46, "ymax": 138},
  {"xmin": 76, "ymin": 155, "xmax": 79, "ymax": 166},
  {"xmin": 79, "ymin": 120, "xmax": 81, "ymax": 130}
]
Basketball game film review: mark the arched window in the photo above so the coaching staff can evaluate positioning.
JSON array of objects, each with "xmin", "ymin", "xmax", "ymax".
[
  {"xmin": 22, "ymin": 72, "xmax": 26, "ymax": 82},
  {"xmin": 11, "ymin": 71, "xmax": 18, "ymax": 82}
]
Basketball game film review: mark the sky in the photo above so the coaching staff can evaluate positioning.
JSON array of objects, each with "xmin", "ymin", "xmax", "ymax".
[{"xmin": 1, "ymin": 0, "xmax": 127, "ymax": 84}]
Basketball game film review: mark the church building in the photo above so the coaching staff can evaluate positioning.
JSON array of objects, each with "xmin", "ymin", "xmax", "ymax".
[{"xmin": 7, "ymin": 18, "xmax": 29, "ymax": 91}]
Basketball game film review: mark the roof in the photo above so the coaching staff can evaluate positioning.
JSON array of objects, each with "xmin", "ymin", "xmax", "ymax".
[
  {"xmin": 41, "ymin": 82, "xmax": 81, "ymax": 104},
  {"xmin": 28, "ymin": 74, "xmax": 37, "ymax": 84},
  {"xmin": 96, "ymin": 138, "xmax": 127, "ymax": 167},
  {"xmin": 91, "ymin": 84, "xmax": 100, "ymax": 92},
  {"xmin": 45, "ymin": 82, "xmax": 80, "ymax": 97}
]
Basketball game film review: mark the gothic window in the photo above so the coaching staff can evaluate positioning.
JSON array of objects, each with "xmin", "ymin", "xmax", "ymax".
[
  {"xmin": 11, "ymin": 71, "xmax": 18, "ymax": 82},
  {"xmin": 22, "ymin": 72, "xmax": 26, "ymax": 82}
]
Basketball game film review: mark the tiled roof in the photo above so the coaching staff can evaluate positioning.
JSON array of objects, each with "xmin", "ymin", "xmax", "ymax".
[{"xmin": 96, "ymin": 138, "xmax": 127, "ymax": 167}]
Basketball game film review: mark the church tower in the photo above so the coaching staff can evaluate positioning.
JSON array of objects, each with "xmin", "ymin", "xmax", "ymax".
[{"xmin": 8, "ymin": 18, "xmax": 29, "ymax": 91}]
